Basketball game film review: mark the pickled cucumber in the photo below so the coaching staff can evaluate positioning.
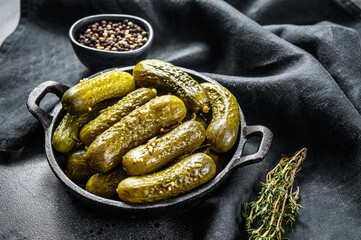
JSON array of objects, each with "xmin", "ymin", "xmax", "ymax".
[
  {"xmin": 79, "ymin": 88, "xmax": 157, "ymax": 146},
  {"xmin": 201, "ymin": 83, "xmax": 240, "ymax": 153},
  {"xmin": 62, "ymin": 70, "xmax": 135, "ymax": 115},
  {"xmin": 86, "ymin": 167, "xmax": 127, "ymax": 199},
  {"xmin": 123, "ymin": 120, "xmax": 206, "ymax": 176},
  {"xmin": 66, "ymin": 149, "xmax": 97, "ymax": 183},
  {"xmin": 183, "ymin": 112, "xmax": 209, "ymax": 129},
  {"xmin": 201, "ymin": 148, "xmax": 227, "ymax": 174},
  {"xmin": 117, "ymin": 153, "xmax": 216, "ymax": 203},
  {"xmin": 133, "ymin": 59, "xmax": 210, "ymax": 113},
  {"xmin": 52, "ymin": 99, "xmax": 117, "ymax": 153},
  {"xmin": 86, "ymin": 95, "xmax": 187, "ymax": 173}
]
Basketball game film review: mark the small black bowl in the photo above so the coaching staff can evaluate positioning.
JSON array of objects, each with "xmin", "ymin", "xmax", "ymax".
[{"xmin": 69, "ymin": 14, "xmax": 154, "ymax": 71}]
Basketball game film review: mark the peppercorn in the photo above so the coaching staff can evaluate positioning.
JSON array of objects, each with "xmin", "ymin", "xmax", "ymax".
[{"xmin": 77, "ymin": 19, "xmax": 149, "ymax": 52}]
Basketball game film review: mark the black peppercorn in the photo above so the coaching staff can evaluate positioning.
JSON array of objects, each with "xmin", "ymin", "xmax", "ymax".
[{"xmin": 77, "ymin": 19, "xmax": 148, "ymax": 52}]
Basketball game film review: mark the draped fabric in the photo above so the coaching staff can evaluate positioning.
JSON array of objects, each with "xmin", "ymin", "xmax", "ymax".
[{"xmin": 1, "ymin": 0, "xmax": 360, "ymax": 239}]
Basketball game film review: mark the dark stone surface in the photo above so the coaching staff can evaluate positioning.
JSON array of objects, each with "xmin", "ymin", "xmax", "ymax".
[{"xmin": 1, "ymin": 0, "xmax": 361, "ymax": 239}]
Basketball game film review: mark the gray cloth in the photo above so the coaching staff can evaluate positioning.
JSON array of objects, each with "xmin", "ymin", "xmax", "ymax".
[{"xmin": 1, "ymin": 0, "xmax": 361, "ymax": 239}]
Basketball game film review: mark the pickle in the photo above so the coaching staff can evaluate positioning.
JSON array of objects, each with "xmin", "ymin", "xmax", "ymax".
[
  {"xmin": 62, "ymin": 70, "xmax": 135, "ymax": 115},
  {"xmin": 201, "ymin": 83, "xmax": 240, "ymax": 153},
  {"xmin": 52, "ymin": 99, "xmax": 117, "ymax": 153},
  {"xmin": 66, "ymin": 149, "xmax": 97, "ymax": 183},
  {"xmin": 123, "ymin": 120, "xmax": 206, "ymax": 176},
  {"xmin": 133, "ymin": 59, "xmax": 210, "ymax": 113},
  {"xmin": 117, "ymin": 153, "xmax": 216, "ymax": 203},
  {"xmin": 201, "ymin": 148, "xmax": 227, "ymax": 174},
  {"xmin": 86, "ymin": 167, "xmax": 127, "ymax": 199},
  {"xmin": 86, "ymin": 95, "xmax": 187, "ymax": 173},
  {"xmin": 183, "ymin": 112, "xmax": 209, "ymax": 129},
  {"xmin": 79, "ymin": 88, "xmax": 157, "ymax": 146}
]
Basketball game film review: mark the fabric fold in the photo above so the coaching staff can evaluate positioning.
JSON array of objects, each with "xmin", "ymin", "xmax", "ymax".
[{"xmin": 1, "ymin": 0, "xmax": 361, "ymax": 239}]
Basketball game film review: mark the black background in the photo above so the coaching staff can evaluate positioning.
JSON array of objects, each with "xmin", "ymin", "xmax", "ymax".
[{"xmin": 1, "ymin": 0, "xmax": 361, "ymax": 239}]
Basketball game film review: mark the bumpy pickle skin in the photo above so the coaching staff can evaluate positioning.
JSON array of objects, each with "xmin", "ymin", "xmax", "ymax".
[
  {"xmin": 117, "ymin": 153, "xmax": 216, "ymax": 203},
  {"xmin": 52, "ymin": 99, "xmax": 117, "ymax": 153},
  {"xmin": 200, "ymin": 83, "xmax": 240, "ymax": 153},
  {"xmin": 123, "ymin": 120, "xmax": 206, "ymax": 176},
  {"xmin": 86, "ymin": 167, "xmax": 127, "ymax": 199},
  {"xmin": 86, "ymin": 95, "xmax": 187, "ymax": 173},
  {"xmin": 133, "ymin": 59, "xmax": 210, "ymax": 113},
  {"xmin": 62, "ymin": 70, "xmax": 135, "ymax": 115},
  {"xmin": 183, "ymin": 112, "xmax": 209, "ymax": 129},
  {"xmin": 201, "ymin": 148, "xmax": 227, "ymax": 174},
  {"xmin": 66, "ymin": 149, "xmax": 97, "ymax": 183},
  {"xmin": 79, "ymin": 88, "xmax": 157, "ymax": 146}
]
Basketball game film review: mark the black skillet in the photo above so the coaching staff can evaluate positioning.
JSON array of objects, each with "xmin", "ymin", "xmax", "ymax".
[{"xmin": 27, "ymin": 66, "xmax": 273, "ymax": 215}]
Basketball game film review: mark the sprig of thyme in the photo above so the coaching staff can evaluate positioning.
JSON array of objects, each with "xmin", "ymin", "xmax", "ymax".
[{"xmin": 242, "ymin": 148, "xmax": 307, "ymax": 240}]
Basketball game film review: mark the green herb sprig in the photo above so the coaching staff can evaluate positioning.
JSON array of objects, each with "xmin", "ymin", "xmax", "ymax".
[{"xmin": 242, "ymin": 148, "xmax": 307, "ymax": 240}]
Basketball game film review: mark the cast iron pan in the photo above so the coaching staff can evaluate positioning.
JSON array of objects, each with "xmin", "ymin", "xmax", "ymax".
[{"xmin": 27, "ymin": 66, "xmax": 273, "ymax": 215}]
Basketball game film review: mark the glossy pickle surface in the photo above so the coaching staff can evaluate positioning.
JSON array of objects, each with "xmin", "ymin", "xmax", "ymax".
[
  {"xmin": 86, "ymin": 167, "xmax": 127, "ymax": 199},
  {"xmin": 86, "ymin": 95, "xmax": 187, "ymax": 173},
  {"xmin": 62, "ymin": 70, "xmax": 135, "ymax": 115},
  {"xmin": 123, "ymin": 120, "xmax": 206, "ymax": 176},
  {"xmin": 117, "ymin": 153, "xmax": 216, "ymax": 203},
  {"xmin": 201, "ymin": 83, "xmax": 240, "ymax": 153},
  {"xmin": 66, "ymin": 149, "xmax": 97, "ymax": 183},
  {"xmin": 133, "ymin": 59, "xmax": 210, "ymax": 113},
  {"xmin": 79, "ymin": 87, "xmax": 157, "ymax": 146},
  {"xmin": 52, "ymin": 99, "xmax": 117, "ymax": 153},
  {"xmin": 52, "ymin": 60, "xmax": 243, "ymax": 205}
]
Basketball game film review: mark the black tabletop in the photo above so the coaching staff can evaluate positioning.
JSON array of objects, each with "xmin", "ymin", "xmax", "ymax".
[{"xmin": 1, "ymin": 0, "xmax": 361, "ymax": 239}]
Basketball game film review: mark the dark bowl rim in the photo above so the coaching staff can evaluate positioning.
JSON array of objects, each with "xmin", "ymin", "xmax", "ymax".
[
  {"xmin": 68, "ymin": 14, "xmax": 154, "ymax": 55},
  {"xmin": 47, "ymin": 67, "xmax": 247, "ymax": 211},
  {"xmin": 26, "ymin": 66, "xmax": 272, "ymax": 213}
]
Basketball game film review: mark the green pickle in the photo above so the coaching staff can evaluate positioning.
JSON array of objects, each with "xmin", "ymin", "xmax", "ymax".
[
  {"xmin": 201, "ymin": 83, "xmax": 240, "ymax": 153},
  {"xmin": 79, "ymin": 88, "xmax": 157, "ymax": 146},
  {"xmin": 123, "ymin": 120, "xmax": 206, "ymax": 176},
  {"xmin": 117, "ymin": 153, "xmax": 216, "ymax": 203},
  {"xmin": 86, "ymin": 167, "xmax": 127, "ymax": 199},
  {"xmin": 183, "ymin": 112, "xmax": 209, "ymax": 129},
  {"xmin": 86, "ymin": 95, "xmax": 187, "ymax": 173},
  {"xmin": 133, "ymin": 59, "xmax": 210, "ymax": 113},
  {"xmin": 53, "ymin": 60, "xmax": 242, "ymax": 203},
  {"xmin": 62, "ymin": 70, "xmax": 135, "ymax": 115},
  {"xmin": 201, "ymin": 148, "xmax": 227, "ymax": 174},
  {"xmin": 66, "ymin": 149, "xmax": 97, "ymax": 183},
  {"xmin": 52, "ymin": 99, "xmax": 117, "ymax": 153}
]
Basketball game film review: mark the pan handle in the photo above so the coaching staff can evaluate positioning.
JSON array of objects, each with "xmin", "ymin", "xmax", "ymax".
[
  {"xmin": 231, "ymin": 125, "xmax": 273, "ymax": 169},
  {"xmin": 27, "ymin": 81, "xmax": 69, "ymax": 129}
]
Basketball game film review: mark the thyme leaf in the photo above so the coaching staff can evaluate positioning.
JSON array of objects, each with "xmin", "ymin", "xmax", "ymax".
[{"xmin": 242, "ymin": 148, "xmax": 307, "ymax": 240}]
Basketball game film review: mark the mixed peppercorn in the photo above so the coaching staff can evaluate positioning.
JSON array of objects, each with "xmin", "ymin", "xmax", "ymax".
[{"xmin": 77, "ymin": 19, "xmax": 148, "ymax": 52}]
